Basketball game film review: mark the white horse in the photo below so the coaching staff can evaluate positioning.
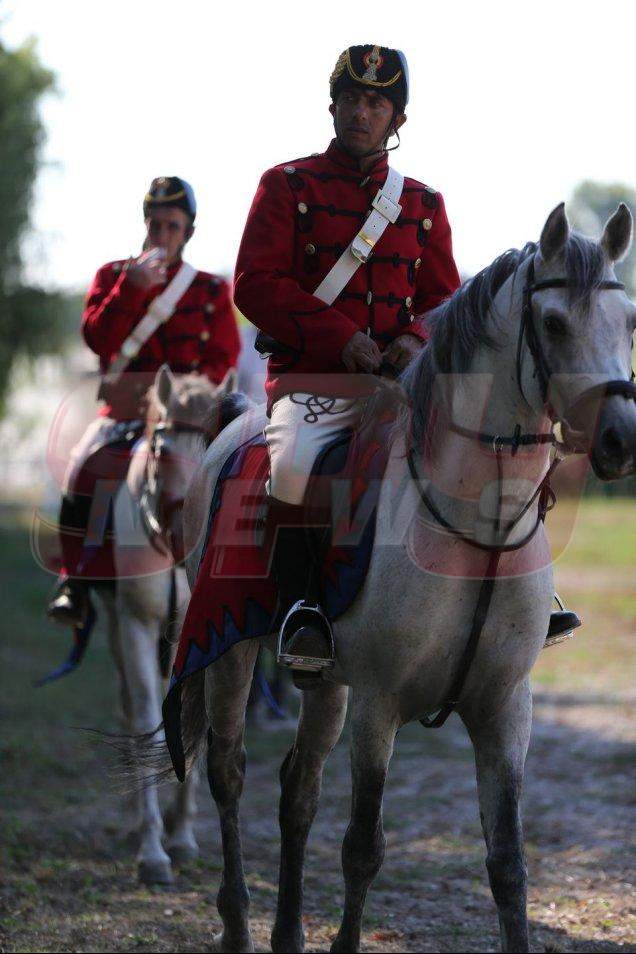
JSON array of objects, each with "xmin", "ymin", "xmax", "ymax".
[
  {"xmin": 168, "ymin": 203, "xmax": 635, "ymax": 951},
  {"xmin": 105, "ymin": 367, "xmax": 244, "ymax": 885}
]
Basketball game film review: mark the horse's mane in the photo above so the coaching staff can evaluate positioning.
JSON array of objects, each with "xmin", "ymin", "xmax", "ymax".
[{"xmin": 402, "ymin": 233, "xmax": 606, "ymax": 450}]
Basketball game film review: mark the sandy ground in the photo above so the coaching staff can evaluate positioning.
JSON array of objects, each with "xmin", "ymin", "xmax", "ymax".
[{"xmin": 1, "ymin": 502, "xmax": 634, "ymax": 953}]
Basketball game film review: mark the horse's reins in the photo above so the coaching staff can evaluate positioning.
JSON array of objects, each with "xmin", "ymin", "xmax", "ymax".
[{"xmin": 409, "ymin": 255, "xmax": 633, "ymax": 729}]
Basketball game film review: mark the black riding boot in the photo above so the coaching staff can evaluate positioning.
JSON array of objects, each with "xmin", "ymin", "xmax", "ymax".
[
  {"xmin": 269, "ymin": 499, "xmax": 335, "ymax": 675},
  {"xmin": 47, "ymin": 578, "xmax": 90, "ymax": 626},
  {"xmin": 46, "ymin": 494, "xmax": 91, "ymax": 626}
]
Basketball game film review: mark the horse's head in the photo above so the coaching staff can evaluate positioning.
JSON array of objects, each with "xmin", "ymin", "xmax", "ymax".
[
  {"xmin": 144, "ymin": 365, "xmax": 247, "ymax": 556},
  {"xmin": 525, "ymin": 202, "xmax": 636, "ymax": 479},
  {"xmin": 404, "ymin": 203, "xmax": 636, "ymax": 485}
]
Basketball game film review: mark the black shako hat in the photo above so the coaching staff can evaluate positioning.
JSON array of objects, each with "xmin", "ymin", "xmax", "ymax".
[
  {"xmin": 143, "ymin": 176, "xmax": 197, "ymax": 221},
  {"xmin": 330, "ymin": 45, "xmax": 409, "ymax": 112}
]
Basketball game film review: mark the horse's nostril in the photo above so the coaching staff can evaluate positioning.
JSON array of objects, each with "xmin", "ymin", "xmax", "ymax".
[{"xmin": 600, "ymin": 426, "xmax": 625, "ymax": 464}]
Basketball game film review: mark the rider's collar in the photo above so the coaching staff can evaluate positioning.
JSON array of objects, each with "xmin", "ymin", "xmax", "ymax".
[{"xmin": 325, "ymin": 138, "xmax": 389, "ymax": 180}]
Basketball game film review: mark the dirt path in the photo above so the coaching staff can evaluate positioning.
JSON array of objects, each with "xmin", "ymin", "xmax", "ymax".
[
  {"xmin": 1, "ymin": 507, "xmax": 634, "ymax": 952},
  {"xmin": 1, "ymin": 680, "xmax": 634, "ymax": 953}
]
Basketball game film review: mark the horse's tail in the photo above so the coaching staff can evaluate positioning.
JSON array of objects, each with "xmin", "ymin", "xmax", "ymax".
[
  {"xmin": 88, "ymin": 670, "xmax": 208, "ymax": 789},
  {"xmin": 163, "ymin": 672, "xmax": 208, "ymax": 782}
]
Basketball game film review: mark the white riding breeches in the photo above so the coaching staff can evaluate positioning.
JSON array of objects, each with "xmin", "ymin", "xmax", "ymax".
[{"xmin": 264, "ymin": 393, "xmax": 366, "ymax": 505}]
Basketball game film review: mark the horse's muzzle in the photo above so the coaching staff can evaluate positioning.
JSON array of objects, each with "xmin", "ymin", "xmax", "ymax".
[{"xmin": 590, "ymin": 395, "xmax": 636, "ymax": 481}]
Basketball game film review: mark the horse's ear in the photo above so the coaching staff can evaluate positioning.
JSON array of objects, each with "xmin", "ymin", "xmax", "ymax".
[
  {"xmin": 218, "ymin": 367, "xmax": 238, "ymax": 395},
  {"xmin": 539, "ymin": 203, "xmax": 569, "ymax": 263},
  {"xmin": 600, "ymin": 203, "xmax": 633, "ymax": 263},
  {"xmin": 155, "ymin": 363, "xmax": 174, "ymax": 411}
]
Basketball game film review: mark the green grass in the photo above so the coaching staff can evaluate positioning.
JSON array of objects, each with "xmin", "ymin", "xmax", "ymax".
[
  {"xmin": 0, "ymin": 509, "xmax": 119, "ymax": 817},
  {"xmin": 550, "ymin": 497, "xmax": 636, "ymax": 568}
]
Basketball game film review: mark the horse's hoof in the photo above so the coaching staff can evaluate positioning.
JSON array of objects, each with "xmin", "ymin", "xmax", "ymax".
[
  {"xmin": 210, "ymin": 930, "xmax": 254, "ymax": 953},
  {"xmin": 138, "ymin": 859, "xmax": 174, "ymax": 885},
  {"xmin": 167, "ymin": 842, "xmax": 199, "ymax": 867}
]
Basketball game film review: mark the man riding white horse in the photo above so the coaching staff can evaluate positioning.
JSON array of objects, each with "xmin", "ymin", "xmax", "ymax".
[
  {"xmin": 47, "ymin": 176, "xmax": 240, "ymax": 624},
  {"xmin": 234, "ymin": 44, "xmax": 579, "ymax": 676}
]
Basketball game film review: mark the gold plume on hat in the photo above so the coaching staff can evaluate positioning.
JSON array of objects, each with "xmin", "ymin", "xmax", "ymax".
[
  {"xmin": 329, "ymin": 50, "xmax": 348, "ymax": 90},
  {"xmin": 362, "ymin": 46, "xmax": 382, "ymax": 82}
]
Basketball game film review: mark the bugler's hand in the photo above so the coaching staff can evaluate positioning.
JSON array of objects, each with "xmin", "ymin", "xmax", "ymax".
[{"xmin": 126, "ymin": 247, "xmax": 167, "ymax": 289}]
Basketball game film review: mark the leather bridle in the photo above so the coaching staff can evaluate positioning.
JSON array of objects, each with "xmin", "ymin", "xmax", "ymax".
[
  {"xmin": 407, "ymin": 253, "xmax": 634, "ymax": 728},
  {"xmin": 140, "ymin": 420, "xmax": 211, "ymax": 558},
  {"xmin": 408, "ymin": 254, "xmax": 633, "ymax": 553},
  {"xmin": 517, "ymin": 257, "xmax": 634, "ymax": 416}
]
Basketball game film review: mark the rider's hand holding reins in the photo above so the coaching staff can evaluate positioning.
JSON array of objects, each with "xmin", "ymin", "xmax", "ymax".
[
  {"xmin": 381, "ymin": 333, "xmax": 424, "ymax": 372},
  {"xmin": 341, "ymin": 331, "xmax": 382, "ymax": 373},
  {"xmin": 126, "ymin": 247, "xmax": 167, "ymax": 289}
]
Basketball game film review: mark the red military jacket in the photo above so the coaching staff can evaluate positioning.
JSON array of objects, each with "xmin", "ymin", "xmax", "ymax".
[
  {"xmin": 234, "ymin": 139, "xmax": 460, "ymax": 408},
  {"xmin": 82, "ymin": 259, "xmax": 241, "ymax": 418}
]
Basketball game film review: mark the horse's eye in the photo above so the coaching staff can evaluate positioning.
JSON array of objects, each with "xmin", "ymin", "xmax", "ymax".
[{"xmin": 543, "ymin": 314, "xmax": 568, "ymax": 338}]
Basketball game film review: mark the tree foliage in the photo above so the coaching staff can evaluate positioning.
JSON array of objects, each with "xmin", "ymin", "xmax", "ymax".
[
  {"xmin": 0, "ymin": 37, "xmax": 77, "ymax": 414},
  {"xmin": 568, "ymin": 180, "xmax": 636, "ymax": 297}
]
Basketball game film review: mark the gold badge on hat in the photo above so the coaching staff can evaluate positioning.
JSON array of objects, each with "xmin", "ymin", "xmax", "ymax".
[
  {"xmin": 362, "ymin": 46, "xmax": 384, "ymax": 82},
  {"xmin": 153, "ymin": 176, "xmax": 170, "ymax": 198}
]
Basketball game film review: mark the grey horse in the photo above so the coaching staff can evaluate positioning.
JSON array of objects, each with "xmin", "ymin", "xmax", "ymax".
[
  {"xmin": 110, "ymin": 367, "xmax": 242, "ymax": 883},
  {"xmin": 174, "ymin": 203, "xmax": 635, "ymax": 953}
]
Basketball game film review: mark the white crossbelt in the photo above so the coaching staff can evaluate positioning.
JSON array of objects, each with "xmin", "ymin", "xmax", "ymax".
[
  {"xmin": 313, "ymin": 167, "xmax": 404, "ymax": 306},
  {"xmin": 107, "ymin": 261, "xmax": 198, "ymax": 377}
]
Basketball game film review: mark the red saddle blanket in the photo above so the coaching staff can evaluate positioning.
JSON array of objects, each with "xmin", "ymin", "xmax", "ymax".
[{"xmin": 163, "ymin": 401, "xmax": 397, "ymax": 777}]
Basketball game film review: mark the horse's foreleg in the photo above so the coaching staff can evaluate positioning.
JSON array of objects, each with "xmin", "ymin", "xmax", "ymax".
[
  {"xmin": 331, "ymin": 690, "xmax": 398, "ymax": 954},
  {"xmin": 205, "ymin": 640, "xmax": 260, "ymax": 954},
  {"xmin": 164, "ymin": 580, "xmax": 200, "ymax": 866},
  {"xmin": 463, "ymin": 680, "xmax": 532, "ymax": 954},
  {"xmin": 102, "ymin": 587, "xmax": 134, "ymax": 727},
  {"xmin": 117, "ymin": 590, "xmax": 173, "ymax": 885},
  {"xmin": 271, "ymin": 682, "xmax": 348, "ymax": 954},
  {"xmin": 101, "ymin": 588, "xmax": 141, "ymax": 841}
]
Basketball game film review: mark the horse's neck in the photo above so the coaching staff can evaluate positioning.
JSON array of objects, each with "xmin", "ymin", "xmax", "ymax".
[
  {"xmin": 410, "ymin": 287, "xmax": 552, "ymax": 548},
  {"xmin": 127, "ymin": 436, "xmax": 150, "ymax": 500},
  {"xmin": 452, "ymin": 357, "xmax": 549, "ymax": 443}
]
